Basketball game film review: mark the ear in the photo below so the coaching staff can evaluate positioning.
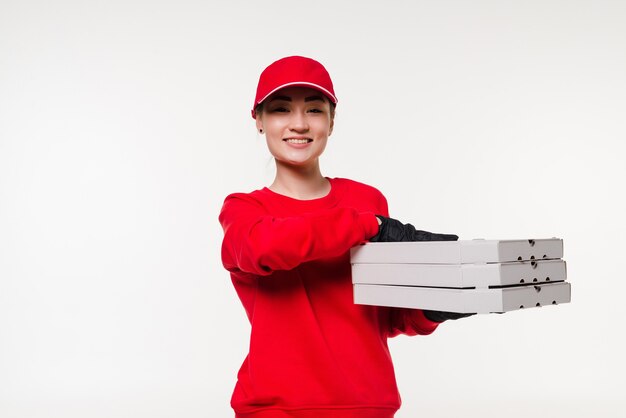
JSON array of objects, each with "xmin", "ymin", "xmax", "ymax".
[
  {"xmin": 255, "ymin": 115, "xmax": 263, "ymax": 133},
  {"xmin": 328, "ymin": 117, "xmax": 334, "ymax": 136}
]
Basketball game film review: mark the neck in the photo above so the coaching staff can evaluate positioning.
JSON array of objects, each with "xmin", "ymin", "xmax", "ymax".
[{"xmin": 270, "ymin": 160, "xmax": 330, "ymax": 200}]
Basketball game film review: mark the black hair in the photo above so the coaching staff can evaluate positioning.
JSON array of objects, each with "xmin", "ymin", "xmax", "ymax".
[{"xmin": 254, "ymin": 99, "xmax": 336, "ymax": 119}]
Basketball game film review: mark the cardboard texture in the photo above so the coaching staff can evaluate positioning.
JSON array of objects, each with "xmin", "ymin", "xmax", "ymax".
[
  {"xmin": 351, "ymin": 259, "xmax": 567, "ymax": 288},
  {"xmin": 350, "ymin": 238, "xmax": 571, "ymax": 314},
  {"xmin": 350, "ymin": 239, "xmax": 564, "ymax": 264},
  {"xmin": 353, "ymin": 282, "xmax": 571, "ymax": 314}
]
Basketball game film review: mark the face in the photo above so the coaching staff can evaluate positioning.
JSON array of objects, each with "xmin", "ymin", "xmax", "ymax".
[{"xmin": 256, "ymin": 87, "xmax": 334, "ymax": 169}]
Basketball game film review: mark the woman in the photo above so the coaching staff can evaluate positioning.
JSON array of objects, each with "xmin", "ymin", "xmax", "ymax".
[{"xmin": 219, "ymin": 56, "xmax": 466, "ymax": 418}]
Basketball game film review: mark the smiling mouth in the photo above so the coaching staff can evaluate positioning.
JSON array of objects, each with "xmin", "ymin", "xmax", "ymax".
[{"xmin": 284, "ymin": 138, "xmax": 313, "ymax": 144}]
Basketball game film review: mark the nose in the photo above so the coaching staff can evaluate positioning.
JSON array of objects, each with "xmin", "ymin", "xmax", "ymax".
[{"xmin": 288, "ymin": 109, "xmax": 309, "ymax": 132}]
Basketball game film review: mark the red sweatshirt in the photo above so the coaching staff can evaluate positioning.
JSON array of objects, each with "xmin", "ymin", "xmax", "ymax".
[{"xmin": 219, "ymin": 178, "xmax": 440, "ymax": 418}]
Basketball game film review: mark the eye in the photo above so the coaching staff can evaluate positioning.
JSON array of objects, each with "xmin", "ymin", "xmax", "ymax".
[
  {"xmin": 269, "ymin": 106, "xmax": 288, "ymax": 113},
  {"xmin": 307, "ymin": 108, "xmax": 323, "ymax": 114}
]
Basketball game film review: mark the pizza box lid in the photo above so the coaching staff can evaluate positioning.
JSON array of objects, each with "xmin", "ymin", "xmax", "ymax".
[
  {"xmin": 350, "ymin": 238, "xmax": 563, "ymax": 265},
  {"xmin": 353, "ymin": 282, "xmax": 571, "ymax": 314},
  {"xmin": 351, "ymin": 259, "xmax": 567, "ymax": 289}
]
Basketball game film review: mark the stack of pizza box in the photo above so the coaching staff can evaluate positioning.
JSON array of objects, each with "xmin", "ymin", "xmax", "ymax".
[{"xmin": 350, "ymin": 239, "xmax": 571, "ymax": 313}]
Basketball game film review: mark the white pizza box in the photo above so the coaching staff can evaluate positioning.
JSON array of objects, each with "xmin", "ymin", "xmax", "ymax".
[
  {"xmin": 351, "ymin": 259, "xmax": 567, "ymax": 289},
  {"xmin": 354, "ymin": 282, "xmax": 571, "ymax": 314},
  {"xmin": 350, "ymin": 239, "xmax": 563, "ymax": 265}
]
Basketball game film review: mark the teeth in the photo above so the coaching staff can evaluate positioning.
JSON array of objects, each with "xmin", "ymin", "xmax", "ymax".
[{"xmin": 285, "ymin": 139, "xmax": 310, "ymax": 144}]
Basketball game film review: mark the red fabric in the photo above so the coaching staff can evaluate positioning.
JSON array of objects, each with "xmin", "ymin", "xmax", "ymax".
[
  {"xmin": 219, "ymin": 178, "xmax": 440, "ymax": 418},
  {"xmin": 252, "ymin": 56, "xmax": 338, "ymax": 119}
]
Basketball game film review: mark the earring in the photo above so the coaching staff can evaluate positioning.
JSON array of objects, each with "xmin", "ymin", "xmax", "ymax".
[{"xmin": 259, "ymin": 129, "xmax": 263, "ymax": 134}]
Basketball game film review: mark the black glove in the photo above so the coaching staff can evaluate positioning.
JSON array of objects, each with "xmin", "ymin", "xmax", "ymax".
[
  {"xmin": 423, "ymin": 310, "xmax": 475, "ymax": 323},
  {"xmin": 369, "ymin": 216, "xmax": 474, "ymax": 322},
  {"xmin": 370, "ymin": 215, "xmax": 458, "ymax": 242}
]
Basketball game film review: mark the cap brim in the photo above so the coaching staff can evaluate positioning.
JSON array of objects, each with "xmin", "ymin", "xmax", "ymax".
[{"xmin": 251, "ymin": 81, "xmax": 338, "ymax": 119}]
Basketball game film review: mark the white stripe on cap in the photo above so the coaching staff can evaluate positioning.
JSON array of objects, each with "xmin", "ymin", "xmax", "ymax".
[{"xmin": 256, "ymin": 81, "xmax": 338, "ymax": 106}]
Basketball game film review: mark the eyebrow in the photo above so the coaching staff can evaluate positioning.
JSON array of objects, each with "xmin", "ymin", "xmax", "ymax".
[{"xmin": 268, "ymin": 95, "xmax": 325, "ymax": 103}]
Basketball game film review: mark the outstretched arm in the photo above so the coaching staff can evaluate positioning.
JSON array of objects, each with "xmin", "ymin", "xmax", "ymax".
[{"xmin": 219, "ymin": 194, "xmax": 379, "ymax": 276}]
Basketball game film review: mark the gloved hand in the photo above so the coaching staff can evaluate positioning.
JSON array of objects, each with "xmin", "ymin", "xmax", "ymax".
[
  {"xmin": 370, "ymin": 215, "xmax": 458, "ymax": 242},
  {"xmin": 423, "ymin": 310, "xmax": 475, "ymax": 323},
  {"xmin": 369, "ymin": 216, "xmax": 474, "ymax": 322}
]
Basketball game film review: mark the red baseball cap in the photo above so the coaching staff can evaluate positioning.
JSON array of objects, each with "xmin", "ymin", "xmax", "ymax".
[{"xmin": 251, "ymin": 56, "xmax": 338, "ymax": 119}]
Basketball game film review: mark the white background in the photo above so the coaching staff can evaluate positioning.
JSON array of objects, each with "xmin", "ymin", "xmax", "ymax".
[{"xmin": 1, "ymin": 0, "xmax": 625, "ymax": 417}]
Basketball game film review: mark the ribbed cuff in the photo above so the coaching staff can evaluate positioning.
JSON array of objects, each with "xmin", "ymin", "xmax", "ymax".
[
  {"xmin": 358, "ymin": 212, "xmax": 380, "ymax": 241},
  {"xmin": 415, "ymin": 309, "xmax": 441, "ymax": 335}
]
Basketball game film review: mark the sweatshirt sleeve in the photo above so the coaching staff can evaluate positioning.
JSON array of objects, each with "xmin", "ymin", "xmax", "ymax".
[
  {"xmin": 219, "ymin": 193, "xmax": 380, "ymax": 276},
  {"xmin": 387, "ymin": 308, "xmax": 440, "ymax": 337}
]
